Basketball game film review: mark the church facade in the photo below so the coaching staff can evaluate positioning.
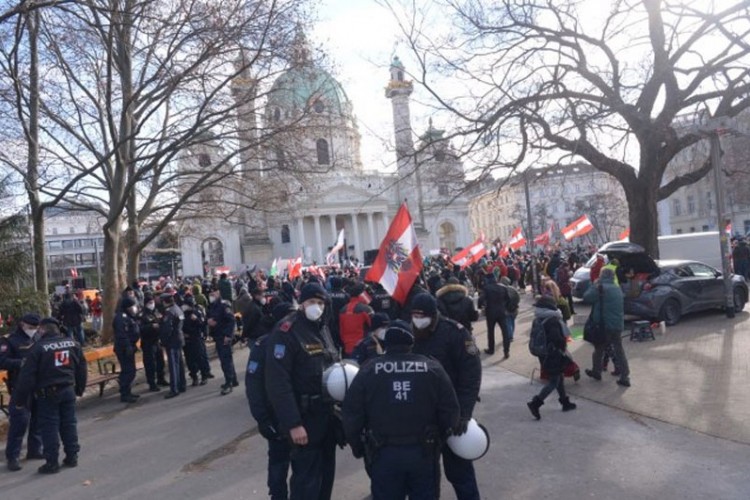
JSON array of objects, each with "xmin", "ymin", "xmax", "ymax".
[{"xmin": 180, "ymin": 44, "xmax": 471, "ymax": 276}]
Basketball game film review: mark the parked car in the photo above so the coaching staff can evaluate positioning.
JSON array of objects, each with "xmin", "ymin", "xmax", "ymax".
[{"xmin": 627, "ymin": 259, "xmax": 747, "ymax": 325}]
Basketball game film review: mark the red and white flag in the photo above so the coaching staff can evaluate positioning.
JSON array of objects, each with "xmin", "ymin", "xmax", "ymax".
[
  {"xmin": 500, "ymin": 245, "xmax": 510, "ymax": 258},
  {"xmin": 70, "ymin": 268, "xmax": 78, "ymax": 278},
  {"xmin": 533, "ymin": 226, "xmax": 553, "ymax": 246},
  {"xmin": 619, "ymin": 227, "xmax": 630, "ymax": 241},
  {"xmin": 726, "ymin": 223, "xmax": 732, "ymax": 236},
  {"xmin": 452, "ymin": 237, "xmax": 487, "ymax": 269},
  {"xmin": 288, "ymin": 254, "xmax": 302, "ymax": 279},
  {"xmin": 365, "ymin": 203, "xmax": 423, "ymax": 305},
  {"xmin": 561, "ymin": 215, "xmax": 594, "ymax": 241},
  {"xmin": 508, "ymin": 227, "xmax": 526, "ymax": 250},
  {"xmin": 325, "ymin": 229, "xmax": 345, "ymax": 266}
]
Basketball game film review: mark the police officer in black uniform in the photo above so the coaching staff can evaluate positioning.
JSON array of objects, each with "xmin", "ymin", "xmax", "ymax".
[
  {"xmin": 343, "ymin": 320, "xmax": 460, "ymax": 500},
  {"xmin": 265, "ymin": 283, "xmax": 341, "ymax": 500},
  {"xmin": 0, "ymin": 313, "xmax": 43, "ymax": 471},
  {"xmin": 245, "ymin": 302, "xmax": 296, "ymax": 500},
  {"xmin": 410, "ymin": 293, "xmax": 482, "ymax": 500},
  {"xmin": 113, "ymin": 296, "xmax": 141, "ymax": 403},
  {"xmin": 350, "ymin": 313, "xmax": 389, "ymax": 366},
  {"xmin": 182, "ymin": 295, "xmax": 211, "ymax": 386},
  {"xmin": 13, "ymin": 318, "xmax": 87, "ymax": 474},
  {"xmin": 140, "ymin": 295, "xmax": 167, "ymax": 391},
  {"xmin": 207, "ymin": 288, "xmax": 239, "ymax": 395},
  {"xmin": 369, "ymin": 282, "xmax": 399, "ymax": 320},
  {"xmin": 159, "ymin": 293, "xmax": 186, "ymax": 399}
]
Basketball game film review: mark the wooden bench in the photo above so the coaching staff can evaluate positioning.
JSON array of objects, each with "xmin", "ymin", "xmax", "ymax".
[{"xmin": 84, "ymin": 346, "xmax": 120, "ymax": 397}]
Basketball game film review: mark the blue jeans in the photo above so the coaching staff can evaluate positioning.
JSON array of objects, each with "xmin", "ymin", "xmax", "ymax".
[
  {"xmin": 65, "ymin": 324, "xmax": 85, "ymax": 346},
  {"xmin": 36, "ymin": 386, "xmax": 79, "ymax": 464},
  {"xmin": 371, "ymin": 445, "xmax": 438, "ymax": 500},
  {"xmin": 165, "ymin": 347, "xmax": 186, "ymax": 394},
  {"xmin": 537, "ymin": 373, "xmax": 567, "ymax": 402},
  {"xmin": 441, "ymin": 444, "xmax": 480, "ymax": 500},
  {"xmin": 5, "ymin": 395, "xmax": 42, "ymax": 460},
  {"xmin": 505, "ymin": 316, "xmax": 516, "ymax": 341}
]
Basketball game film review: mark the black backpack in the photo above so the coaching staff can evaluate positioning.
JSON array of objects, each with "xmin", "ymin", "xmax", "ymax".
[{"xmin": 528, "ymin": 317, "xmax": 551, "ymax": 358}]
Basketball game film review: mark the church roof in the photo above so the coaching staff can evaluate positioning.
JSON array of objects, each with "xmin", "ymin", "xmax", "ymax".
[{"xmin": 267, "ymin": 64, "xmax": 351, "ymax": 117}]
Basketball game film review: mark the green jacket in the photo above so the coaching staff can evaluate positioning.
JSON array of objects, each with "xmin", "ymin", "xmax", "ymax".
[{"xmin": 584, "ymin": 274, "xmax": 624, "ymax": 332}]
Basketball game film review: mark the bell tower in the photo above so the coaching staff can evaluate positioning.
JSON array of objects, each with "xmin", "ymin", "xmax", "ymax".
[{"xmin": 386, "ymin": 55, "xmax": 427, "ymax": 236}]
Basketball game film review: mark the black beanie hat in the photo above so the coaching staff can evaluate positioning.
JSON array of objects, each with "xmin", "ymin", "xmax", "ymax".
[
  {"xmin": 299, "ymin": 283, "xmax": 328, "ymax": 303},
  {"xmin": 411, "ymin": 293, "xmax": 437, "ymax": 316},
  {"xmin": 384, "ymin": 320, "xmax": 414, "ymax": 347}
]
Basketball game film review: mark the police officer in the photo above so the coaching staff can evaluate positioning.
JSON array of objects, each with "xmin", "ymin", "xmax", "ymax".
[
  {"xmin": 369, "ymin": 282, "xmax": 399, "ymax": 320},
  {"xmin": 410, "ymin": 293, "xmax": 482, "ymax": 500},
  {"xmin": 207, "ymin": 288, "xmax": 238, "ymax": 395},
  {"xmin": 245, "ymin": 302, "xmax": 296, "ymax": 500},
  {"xmin": 343, "ymin": 320, "xmax": 459, "ymax": 499},
  {"xmin": 350, "ymin": 313, "xmax": 390, "ymax": 366},
  {"xmin": 140, "ymin": 295, "xmax": 167, "ymax": 391},
  {"xmin": 113, "ymin": 296, "xmax": 141, "ymax": 403},
  {"xmin": 0, "ymin": 313, "xmax": 43, "ymax": 471},
  {"xmin": 182, "ymin": 295, "xmax": 211, "ymax": 386},
  {"xmin": 13, "ymin": 318, "xmax": 87, "ymax": 474},
  {"xmin": 265, "ymin": 283, "xmax": 341, "ymax": 500},
  {"xmin": 159, "ymin": 293, "xmax": 186, "ymax": 399}
]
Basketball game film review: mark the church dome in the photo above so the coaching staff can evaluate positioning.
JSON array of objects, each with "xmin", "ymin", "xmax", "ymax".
[{"xmin": 267, "ymin": 65, "xmax": 351, "ymax": 119}]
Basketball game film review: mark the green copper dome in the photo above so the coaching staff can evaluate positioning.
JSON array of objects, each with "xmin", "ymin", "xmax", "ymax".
[{"xmin": 267, "ymin": 65, "xmax": 350, "ymax": 118}]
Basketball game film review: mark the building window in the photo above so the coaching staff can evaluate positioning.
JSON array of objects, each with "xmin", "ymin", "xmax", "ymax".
[
  {"xmin": 706, "ymin": 192, "xmax": 713, "ymax": 210},
  {"xmin": 687, "ymin": 195, "xmax": 695, "ymax": 214},
  {"xmin": 672, "ymin": 199, "xmax": 682, "ymax": 216},
  {"xmin": 198, "ymin": 153, "xmax": 211, "ymax": 168},
  {"xmin": 702, "ymin": 225, "xmax": 709, "ymax": 231},
  {"xmin": 690, "ymin": 227, "xmax": 695, "ymax": 233},
  {"xmin": 313, "ymin": 100, "xmax": 325, "ymax": 113},
  {"xmin": 281, "ymin": 224, "xmax": 291, "ymax": 244},
  {"xmin": 438, "ymin": 185, "xmax": 449, "ymax": 196},
  {"xmin": 676, "ymin": 228, "xmax": 683, "ymax": 234},
  {"xmin": 273, "ymin": 108, "xmax": 281, "ymax": 121},
  {"xmin": 316, "ymin": 139, "xmax": 330, "ymax": 165},
  {"xmin": 435, "ymin": 150, "xmax": 445, "ymax": 162},
  {"xmin": 69, "ymin": 227, "xmax": 75, "ymax": 234},
  {"xmin": 397, "ymin": 70, "xmax": 404, "ymax": 81}
]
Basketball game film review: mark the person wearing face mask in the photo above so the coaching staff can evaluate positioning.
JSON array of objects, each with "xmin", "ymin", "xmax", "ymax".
[
  {"xmin": 351, "ymin": 313, "xmax": 390, "ymax": 366},
  {"xmin": 0, "ymin": 313, "xmax": 44, "ymax": 471},
  {"xmin": 207, "ymin": 288, "xmax": 239, "ymax": 395},
  {"xmin": 410, "ymin": 293, "xmax": 483, "ymax": 500},
  {"xmin": 265, "ymin": 283, "xmax": 342, "ymax": 500},
  {"xmin": 238, "ymin": 284, "xmax": 264, "ymax": 342},
  {"xmin": 182, "ymin": 295, "xmax": 210, "ymax": 386},
  {"xmin": 140, "ymin": 295, "xmax": 168, "ymax": 392},
  {"xmin": 113, "ymin": 297, "xmax": 141, "ymax": 403},
  {"xmin": 159, "ymin": 293, "xmax": 186, "ymax": 399}
]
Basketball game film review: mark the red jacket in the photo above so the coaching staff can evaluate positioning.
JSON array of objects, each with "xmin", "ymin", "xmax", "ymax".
[{"xmin": 338, "ymin": 297, "xmax": 373, "ymax": 355}]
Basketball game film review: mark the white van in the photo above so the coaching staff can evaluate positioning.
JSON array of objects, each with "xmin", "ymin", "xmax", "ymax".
[{"xmin": 658, "ymin": 232, "xmax": 722, "ymax": 270}]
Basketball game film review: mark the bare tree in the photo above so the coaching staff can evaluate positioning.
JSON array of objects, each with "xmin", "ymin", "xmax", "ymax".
[{"xmin": 386, "ymin": 0, "xmax": 750, "ymax": 256}]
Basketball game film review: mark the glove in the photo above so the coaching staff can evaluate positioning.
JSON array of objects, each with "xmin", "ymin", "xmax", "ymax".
[{"xmin": 452, "ymin": 417, "xmax": 470, "ymax": 436}]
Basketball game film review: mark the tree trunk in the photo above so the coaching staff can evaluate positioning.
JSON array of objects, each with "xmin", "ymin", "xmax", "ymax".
[
  {"xmin": 625, "ymin": 179, "xmax": 660, "ymax": 258},
  {"xmin": 31, "ymin": 208, "xmax": 49, "ymax": 312},
  {"xmin": 126, "ymin": 194, "xmax": 140, "ymax": 283},
  {"xmin": 100, "ymin": 223, "xmax": 122, "ymax": 344}
]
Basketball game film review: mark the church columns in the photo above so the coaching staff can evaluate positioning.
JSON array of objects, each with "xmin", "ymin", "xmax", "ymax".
[
  {"xmin": 296, "ymin": 217, "xmax": 305, "ymax": 258},
  {"xmin": 367, "ymin": 212, "xmax": 376, "ymax": 250},
  {"xmin": 351, "ymin": 213, "xmax": 361, "ymax": 260},
  {"xmin": 313, "ymin": 215, "xmax": 323, "ymax": 264},
  {"xmin": 383, "ymin": 211, "xmax": 390, "ymax": 233},
  {"xmin": 329, "ymin": 214, "xmax": 338, "ymax": 245}
]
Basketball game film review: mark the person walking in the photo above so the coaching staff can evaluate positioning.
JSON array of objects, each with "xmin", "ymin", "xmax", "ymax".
[
  {"xmin": 58, "ymin": 293, "xmax": 85, "ymax": 346},
  {"xmin": 481, "ymin": 274, "xmax": 509, "ymax": 357},
  {"xmin": 207, "ymin": 288, "xmax": 239, "ymax": 395},
  {"xmin": 436, "ymin": 277, "xmax": 479, "ymax": 332},
  {"xmin": 0, "ymin": 313, "xmax": 43, "ymax": 471},
  {"xmin": 343, "ymin": 320, "xmax": 460, "ymax": 500},
  {"xmin": 526, "ymin": 296, "xmax": 577, "ymax": 420},
  {"xmin": 13, "ymin": 318, "xmax": 87, "ymax": 474},
  {"xmin": 584, "ymin": 268, "xmax": 631, "ymax": 387}
]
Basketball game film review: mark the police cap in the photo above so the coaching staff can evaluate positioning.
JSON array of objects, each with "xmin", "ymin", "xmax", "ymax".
[
  {"xmin": 21, "ymin": 313, "xmax": 41, "ymax": 326},
  {"xmin": 299, "ymin": 283, "xmax": 328, "ymax": 303},
  {"xmin": 384, "ymin": 320, "xmax": 414, "ymax": 347},
  {"xmin": 411, "ymin": 293, "xmax": 437, "ymax": 317}
]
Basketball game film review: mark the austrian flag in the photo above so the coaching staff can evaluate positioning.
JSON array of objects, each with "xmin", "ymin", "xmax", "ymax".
[
  {"xmin": 562, "ymin": 215, "xmax": 594, "ymax": 241},
  {"xmin": 365, "ymin": 203, "xmax": 423, "ymax": 305},
  {"xmin": 452, "ymin": 237, "xmax": 487, "ymax": 268},
  {"xmin": 508, "ymin": 227, "xmax": 526, "ymax": 250}
]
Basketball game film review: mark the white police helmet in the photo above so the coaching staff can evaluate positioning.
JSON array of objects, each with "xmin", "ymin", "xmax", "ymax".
[
  {"xmin": 446, "ymin": 418, "xmax": 490, "ymax": 460},
  {"xmin": 322, "ymin": 361, "xmax": 360, "ymax": 402}
]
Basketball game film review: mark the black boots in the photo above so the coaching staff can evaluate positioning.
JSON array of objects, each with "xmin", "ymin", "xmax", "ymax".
[
  {"xmin": 527, "ymin": 396, "xmax": 544, "ymax": 420},
  {"xmin": 585, "ymin": 369, "xmax": 602, "ymax": 381},
  {"xmin": 7, "ymin": 459, "xmax": 21, "ymax": 472},
  {"xmin": 120, "ymin": 393, "xmax": 139, "ymax": 403},
  {"xmin": 38, "ymin": 462, "xmax": 60, "ymax": 474},
  {"xmin": 560, "ymin": 397, "xmax": 577, "ymax": 412},
  {"xmin": 63, "ymin": 455, "xmax": 78, "ymax": 468},
  {"xmin": 191, "ymin": 376, "xmax": 199, "ymax": 387}
]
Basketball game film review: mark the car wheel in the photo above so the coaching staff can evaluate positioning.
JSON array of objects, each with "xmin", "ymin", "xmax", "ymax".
[
  {"xmin": 733, "ymin": 288, "xmax": 747, "ymax": 313},
  {"xmin": 659, "ymin": 298, "xmax": 682, "ymax": 326}
]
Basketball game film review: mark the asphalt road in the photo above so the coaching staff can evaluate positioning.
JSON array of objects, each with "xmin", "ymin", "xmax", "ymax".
[{"xmin": 2, "ymin": 336, "xmax": 749, "ymax": 499}]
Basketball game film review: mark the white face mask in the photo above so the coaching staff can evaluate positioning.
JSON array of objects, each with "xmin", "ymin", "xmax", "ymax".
[
  {"xmin": 23, "ymin": 328, "xmax": 37, "ymax": 338},
  {"xmin": 304, "ymin": 304, "xmax": 324, "ymax": 321},
  {"xmin": 412, "ymin": 317, "xmax": 432, "ymax": 330},
  {"xmin": 259, "ymin": 297, "xmax": 267, "ymax": 305},
  {"xmin": 145, "ymin": 303, "xmax": 155, "ymax": 311},
  {"xmin": 374, "ymin": 328, "xmax": 386, "ymax": 341},
  {"xmin": 209, "ymin": 296, "xmax": 218, "ymax": 303},
  {"xmin": 181, "ymin": 305, "xmax": 190, "ymax": 311},
  {"xmin": 128, "ymin": 305, "xmax": 139, "ymax": 315}
]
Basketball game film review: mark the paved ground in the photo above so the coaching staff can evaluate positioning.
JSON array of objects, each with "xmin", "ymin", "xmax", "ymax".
[{"xmin": 1, "ymin": 297, "xmax": 750, "ymax": 498}]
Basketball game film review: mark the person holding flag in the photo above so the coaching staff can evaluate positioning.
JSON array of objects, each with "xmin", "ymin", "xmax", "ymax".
[{"xmin": 326, "ymin": 229, "xmax": 345, "ymax": 267}]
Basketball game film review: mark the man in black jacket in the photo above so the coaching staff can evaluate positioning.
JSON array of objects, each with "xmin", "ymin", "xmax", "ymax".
[
  {"xmin": 13, "ymin": 318, "xmax": 87, "ymax": 474},
  {"xmin": 159, "ymin": 293, "xmax": 186, "ymax": 399},
  {"xmin": 480, "ymin": 274, "xmax": 510, "ymax": 357},
  {"xmin": 113, "ymin": 297, "xmax": 141, "ymax": 403},
  {"xmin": 436, "ymin": 278, "xmax": 478, "ymax": 332}
]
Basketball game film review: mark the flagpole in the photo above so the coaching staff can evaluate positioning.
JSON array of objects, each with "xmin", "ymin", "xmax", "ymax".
[{"xmin": 523, "ymin": 170, "xmax": 540, "ymax": 294}]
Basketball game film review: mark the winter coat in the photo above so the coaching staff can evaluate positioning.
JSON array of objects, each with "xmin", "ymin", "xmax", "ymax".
[
  {"xmin": 583, "ymin": 273, "xmax": 624, "ymax": 332},
  {"xmin": 436, "ymin": 284, "xmax": 478, "ymax": 331},
  {"xmin": 533, "ymin": 305, "xmax": 568, "ymax": 376}
]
